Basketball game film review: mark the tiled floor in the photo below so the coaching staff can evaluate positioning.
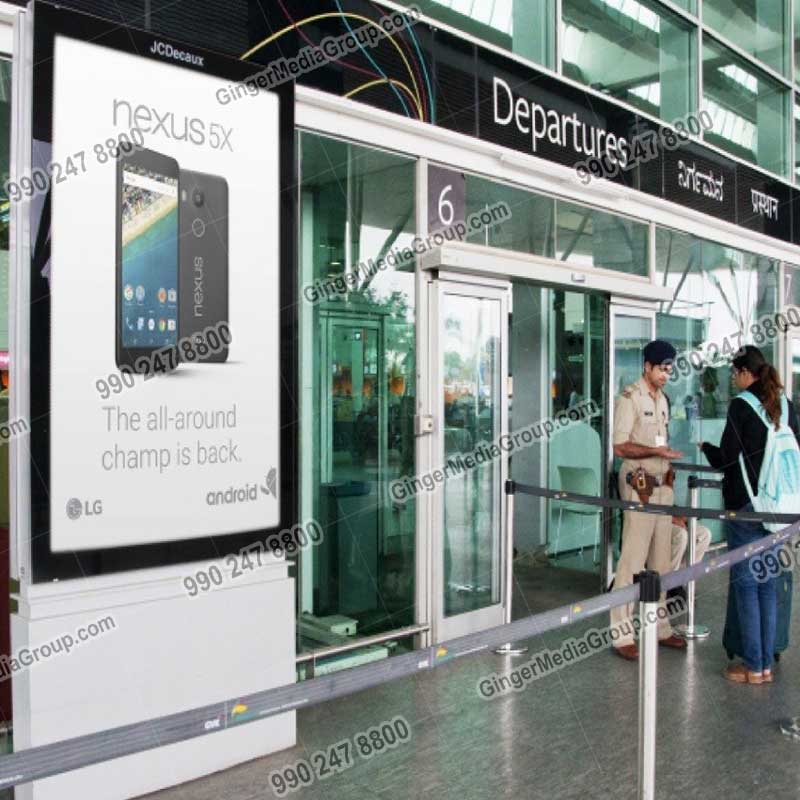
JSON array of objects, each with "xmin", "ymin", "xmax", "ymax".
[{"xmin": 141, "ymin": 563, "xmax": 800, "ymax": 800}]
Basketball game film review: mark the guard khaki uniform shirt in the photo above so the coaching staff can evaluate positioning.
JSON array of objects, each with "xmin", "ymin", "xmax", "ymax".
[{"xmin": 613, "ymin": 376, "xmax": 671, "ymax": 481}]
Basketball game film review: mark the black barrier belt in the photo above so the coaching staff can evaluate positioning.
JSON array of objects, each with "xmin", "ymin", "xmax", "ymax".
[
  {"xmin": 1, "ymin": 504, "xmax": 798, "ymax": 787},
  {"xmin": 508, "ymin": 480, "xmax": 800, "ymax": 524},
  {"xmin": 689, "ymin": 478, "xmax": 723, "ymax": 490},
  {"xmin": 671, "ymin": 462, "xmax": 723, "ymax": 475}
]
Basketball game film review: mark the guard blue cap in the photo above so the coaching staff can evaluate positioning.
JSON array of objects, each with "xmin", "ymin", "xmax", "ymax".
[{"xmin": 643, "ymin": 339, "xmax": 676, "ymax": 366}]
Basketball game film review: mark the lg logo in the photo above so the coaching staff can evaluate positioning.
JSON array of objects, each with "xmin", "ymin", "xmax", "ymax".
[{"xmin": 66, "ymin": 498, "xmax": 103, "ymax": 520}]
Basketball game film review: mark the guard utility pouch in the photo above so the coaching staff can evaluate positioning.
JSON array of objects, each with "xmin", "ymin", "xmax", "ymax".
[{"xmin": 627, "ymin": 467, "xmax": 656, "ymax": 503}]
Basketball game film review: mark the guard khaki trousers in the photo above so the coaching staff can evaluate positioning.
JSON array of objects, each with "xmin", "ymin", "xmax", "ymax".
[{"xmin": 610, "ymin": 482, "xmax": 675, "ymax": 647}]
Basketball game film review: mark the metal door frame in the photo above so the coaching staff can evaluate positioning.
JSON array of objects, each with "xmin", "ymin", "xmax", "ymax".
[
  {"xmin": 605, "ymin": 301, "xmax": 657, "ymax": 588},
  {"xmin": 430, "ymin": 273, "xmax": 511, "ymax": 643}
]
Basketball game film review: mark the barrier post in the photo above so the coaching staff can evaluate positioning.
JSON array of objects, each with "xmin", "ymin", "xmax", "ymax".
[
  {"xmin": 494, "ymin": 481, "xmax": 528, "ymax": 655},
  {"xmin": 675, "ymin": 477, "xmax": 710, "ymax": 640},
  {"xmin": 637, "ymin": 570, "xmax": 660, "ymax": 800}
]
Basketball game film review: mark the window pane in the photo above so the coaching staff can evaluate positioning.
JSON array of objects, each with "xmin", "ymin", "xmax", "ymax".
[
  {"xmin": 795, "ymin": 100, "xmax": 800, "ymax": 182},
  {"xmin": 416, "ymin": 0, "xmax": 555, "ymax": 69},
  {"xmin": 556, "ymin": 201, "xmax": 649, "ymax": 277},
  {"xmin": 655, "ymin": 227, "xmax": 779, "ymax": 540},
  {"xmin": 298, "ymin": 133, "xmax": 417, "ymax": 654},
  {"xmin": 702, "ymin": 36, "xmax": 790, "ymax": 177},
  {"xmin": 465, "ymin": 175, "xmax": 554, "ymax": 257},
  {"xmin": 561, "ymin": 0, "xmax": 697, "ymax": 120},
  {"xmin": 704, "ymin": 0, "xmax": 788, "ymax": 76}
]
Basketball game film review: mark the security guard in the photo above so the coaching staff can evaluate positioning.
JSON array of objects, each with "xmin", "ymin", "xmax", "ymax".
[{"xmin": 611, "ymin": 340, "xmax": 688, "ymax": 660}]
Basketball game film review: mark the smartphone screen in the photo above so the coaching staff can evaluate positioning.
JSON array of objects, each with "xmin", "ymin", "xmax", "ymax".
[{"xmin": 119, "ymin": 163, "xmax": 179, "ymax": 352}]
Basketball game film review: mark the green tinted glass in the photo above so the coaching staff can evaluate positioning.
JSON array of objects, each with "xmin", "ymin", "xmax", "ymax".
[
  {"xmin": 561, "ymin": 0, "xmax": 697, "ymax": 120},
  {"xmin": 298, "ymin": 133, "xmax": 417, "ymax": 655},
  {"xmin": 704, "ymin": 0, "xmax": 789, "ymax": 76},
  {"xmin": 416, "ymin": 0, "xmax": 555, "ymax": 69},
  {"xmin": 702, "ymin": 37, "xmax": 790, "ymax": 177}
]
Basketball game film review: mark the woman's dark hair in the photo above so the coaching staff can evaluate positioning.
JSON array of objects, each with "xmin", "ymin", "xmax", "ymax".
[{"xmin": 732, "ymin": 345, "xmax": 783, "ymax": 428}]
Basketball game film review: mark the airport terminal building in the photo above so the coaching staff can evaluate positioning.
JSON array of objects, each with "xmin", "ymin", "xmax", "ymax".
[{"xmin": 0, "ymin": 0, "xmax": 799, "ymax": 797}]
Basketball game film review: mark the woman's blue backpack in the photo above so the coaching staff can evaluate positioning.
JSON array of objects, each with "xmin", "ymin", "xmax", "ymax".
[{"xmin": 737, "ymin": 392, "xmax": 800, "ymax": 532}]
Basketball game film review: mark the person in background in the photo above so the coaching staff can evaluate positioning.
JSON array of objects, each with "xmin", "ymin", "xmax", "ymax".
[{"xmin": 701, "ymin": 346, "xmax": 800, "ymax": 684}]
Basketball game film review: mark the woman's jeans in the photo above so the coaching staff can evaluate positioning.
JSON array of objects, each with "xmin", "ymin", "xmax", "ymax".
[{"xmin": 727, "ymin": 503, "xmax": 777, "ymax": 672}]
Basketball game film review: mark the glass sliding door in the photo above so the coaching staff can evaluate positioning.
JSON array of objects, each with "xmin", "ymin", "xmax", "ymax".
[
  {"xmin": 509, "ymin": 285, "xmax": 608, "ymax": 607},
  {"xmin": 432, "ymin": 279, "xmax": 509, "ymax": 641}
]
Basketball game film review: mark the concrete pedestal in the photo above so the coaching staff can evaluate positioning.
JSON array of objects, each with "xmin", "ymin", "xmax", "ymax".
[{"xmin": 11, "ymin": 557, "xmax": 295, "ymax": 799}]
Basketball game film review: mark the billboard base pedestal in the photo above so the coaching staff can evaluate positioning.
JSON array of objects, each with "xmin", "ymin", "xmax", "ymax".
[{"xmin": 11, "ymin": 559, "xmax": 295, "ymax": 800}]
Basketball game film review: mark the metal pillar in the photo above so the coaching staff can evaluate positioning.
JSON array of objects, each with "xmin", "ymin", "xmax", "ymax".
[
  {"xmin": 637, "ymin": 570, "xmax": 660, "ymax": 800},
  {"xmin": 675, "ymin": 479, "xmax": 710, "ymax": 640},
  {"xmin": 495, "ymin": 486, "xmax": 528, "ymax": 655}
]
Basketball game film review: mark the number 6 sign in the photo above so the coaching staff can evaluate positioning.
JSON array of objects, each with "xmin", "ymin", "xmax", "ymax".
[{"xmin": 428, "ymin": 165, "xmax": 466, "ymax": 234}]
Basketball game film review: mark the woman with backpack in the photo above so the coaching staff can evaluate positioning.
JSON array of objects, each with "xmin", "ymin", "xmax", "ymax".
[{"xmin": 700, "ymin": 345, "xmax": 800, "ymax": 684}]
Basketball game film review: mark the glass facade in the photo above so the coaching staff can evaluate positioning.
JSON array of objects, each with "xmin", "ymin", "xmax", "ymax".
[
  {"xmin": 702, "ymin": 36, "xmax": 790, "ymax": 177},
  {"xmin": 555, "ymin": 200, "xmax": 649, "ymax": 276},
  {"xmin": 298, "ymin": 133, "xmax": 417, "ymax": 658},
  {"xmin": 704, "ymin": 0, "xmax": 789, "ymax": 77},
  {"xmin": 464, "ymin": 174, "xmax": 649, "ymax": 277},
  {"xmin": 416, "ymin": 0, "xmax": 556, "ymax": 69},
  {"xmin": 406, "ymin": 0, "xmax": 800, "ymax": 183},
  {"xmin": 561, "ymin": 0, "xmax": 696, "ymax": 120},
  {"xmin": 655, "ymin": 226, "xmax": 780, "ymax": 539}
]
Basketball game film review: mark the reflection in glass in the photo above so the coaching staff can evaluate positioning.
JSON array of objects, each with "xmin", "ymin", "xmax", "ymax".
[
  {"xmin": 442, "ymin": 293, "xmax": 501, "ymax": 616},
  {"xmin": 466, "ymin": 175, "xmax": 555, "ymax": 257},
  {"xmin": 561, "ymin": 0, "xmax": 696, "ymax": 120},
  {"xmin": 702, "ymin": 36, "xmax": 790, "ymax": 177},
  {"xmin": 795, "ymin": 102, "xmax": 800, "ymax": 182},
  {"xmin": 299, "ymin": 133, "xmax": 417, "ymax": 663},
  {"xmin": 510, "ymin": 286, "xmax": 606, "ymax": 578},
  {"xmin": 556, "ymin": 201, "xmax": 649, "ymax": 277},
  {"xmin": 704, "ymin": 0, "xmax": 788, "ymax": 77},
  {"xmin": 655, "ymin": 227, "xmax": 779, "ymax": 541},
  {"xmin": 416, "ymin": 0, "xmax": 555, "ymax": 68}
]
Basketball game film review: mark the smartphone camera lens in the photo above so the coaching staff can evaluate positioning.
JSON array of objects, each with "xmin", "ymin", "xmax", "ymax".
[{"xmin": 192, "ymin": 189, "xmax": 204, "ymax": 207}]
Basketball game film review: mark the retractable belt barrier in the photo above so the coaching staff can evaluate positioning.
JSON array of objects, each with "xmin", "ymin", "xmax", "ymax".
[
  {"xmin": 507, "ymin": 480, "xmax": 800, "ymax": 527},
  {"xmin": 0, "ymin": 493, "xmax": 798, "ymax": 789}
]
